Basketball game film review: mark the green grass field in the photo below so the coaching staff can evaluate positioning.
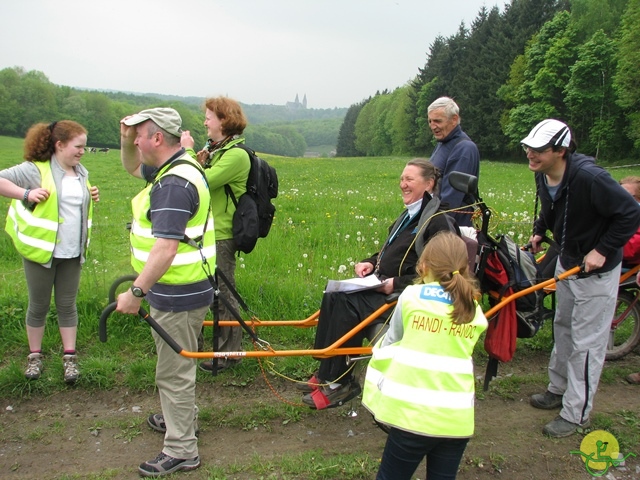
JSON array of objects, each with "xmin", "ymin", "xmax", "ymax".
[
  {"xmin": 1, "ymin": 135, "xmax": 639, "ymax": 479},
  {"xmin": 0, "ymin": 133, "xmax": 638, "ymax": 394}
]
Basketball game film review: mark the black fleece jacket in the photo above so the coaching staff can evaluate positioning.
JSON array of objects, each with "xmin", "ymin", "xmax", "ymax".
[
  {"xmin": 361, "ymin": 192, "xmax": 459, "ymax": 291},
  {"xmin": 534, "ymin": 152, "xmax": 640, "ymax": 272}
]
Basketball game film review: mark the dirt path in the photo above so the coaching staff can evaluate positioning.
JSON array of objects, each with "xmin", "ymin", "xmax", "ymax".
[{"xmin": 1, "ymin": 352, "xmax": 639, "ymax": 479}]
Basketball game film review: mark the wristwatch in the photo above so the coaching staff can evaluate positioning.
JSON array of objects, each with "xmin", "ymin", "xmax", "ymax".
[{"xmin": 130, "ymin": 285, "xmax": 146, "ymax": 298}]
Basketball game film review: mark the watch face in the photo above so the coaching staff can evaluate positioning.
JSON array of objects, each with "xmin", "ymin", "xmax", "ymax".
[{"xmin": 131, "ymin": 286, "xmax": 145, "ymax": 298}]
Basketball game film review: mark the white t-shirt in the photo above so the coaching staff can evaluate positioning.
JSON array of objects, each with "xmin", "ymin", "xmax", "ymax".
[{"xmin": 53, "ymin": 175, "xmax": 83, "ymax": 258}]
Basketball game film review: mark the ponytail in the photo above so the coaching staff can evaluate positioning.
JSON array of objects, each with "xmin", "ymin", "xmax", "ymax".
[{"xmin": 416, "ymin": 231, "xmax": 479, "ymax": 324}]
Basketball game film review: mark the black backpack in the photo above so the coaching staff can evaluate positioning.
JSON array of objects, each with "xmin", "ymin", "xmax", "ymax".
[{"xmin": 224, "ymin": 144, "xmax": 278, "ymax": 253}]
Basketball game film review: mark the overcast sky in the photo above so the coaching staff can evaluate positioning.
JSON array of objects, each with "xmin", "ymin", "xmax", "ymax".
[{"xmin": 1, "ymin": 0, "xmax": 497, "ymax": 109}]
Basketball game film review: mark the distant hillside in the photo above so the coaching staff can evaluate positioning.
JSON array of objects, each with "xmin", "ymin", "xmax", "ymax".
[
  {"xmin": 141, "ymin": 92, "xmax": 347, "ymax": 125},
  {"xmin": 0, "ymin": 67, "xmax": 345, "ymax": 157}
]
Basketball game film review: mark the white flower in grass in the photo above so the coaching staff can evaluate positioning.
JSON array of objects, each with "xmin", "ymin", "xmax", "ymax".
[
  {"xmin": 307, "ymin": 269, "xmax": 312, "ymax": 274},
  {"xmin": 349, "ymin": 261, "xmax": 355, "ymax": 267},
  {"xmin": 338, "ymin": 265, "xmax": 347, "ymax": 274},
  {"xmin": 303, "ymin": 253, "xmax": 308, "ymax": 258},
  {"xmin": 345, "ymin": 234, "xmax": 350, "ymax": 240},
  {"xmin": 297, "ymin": 263, "xmax": 303, "ymax": 268},
  {"xmin": 374, "ymin": 240, "xmax": 380, "ymax": 246},
  {"xmin": 240, "ymin": 264, "xmax": 245, "ymax": 269},
  {"xmin": 323, "ymin": 255, "xmax": 327, "ymax": 260}
]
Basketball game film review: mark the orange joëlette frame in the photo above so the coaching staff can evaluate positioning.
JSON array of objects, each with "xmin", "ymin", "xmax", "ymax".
[{"xmin": 100, "ymin": 264, "xmax": 640, "ymax": 360}]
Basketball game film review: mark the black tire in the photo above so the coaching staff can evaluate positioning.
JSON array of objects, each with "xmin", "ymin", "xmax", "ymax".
[
  {"xmin": 107, "ymin": 274, "xmax": 138, "ymax": 304},
  {"xmin": 605, "ymin": 289, "xmax": 640, "ymax": 361}
]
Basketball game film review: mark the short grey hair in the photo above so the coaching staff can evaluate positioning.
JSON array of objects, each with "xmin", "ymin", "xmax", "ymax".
[
  {"xmin": 146, "ymin": 120, "xmax": 180, "ymax": 146},
  {"xmin": 427, "ymin": 97, "xmax": 460, "ymax": 118}
]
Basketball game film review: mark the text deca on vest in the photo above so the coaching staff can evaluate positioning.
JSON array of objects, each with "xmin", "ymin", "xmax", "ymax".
[{"xmin": 419, "ymin": 285, "xmax": 452, "ymax": 304}]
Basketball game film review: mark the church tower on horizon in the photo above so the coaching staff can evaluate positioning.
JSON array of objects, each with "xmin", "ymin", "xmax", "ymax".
[{"xmin": 286, "ymin": 93, "xmax": 307, "ymax": 109}]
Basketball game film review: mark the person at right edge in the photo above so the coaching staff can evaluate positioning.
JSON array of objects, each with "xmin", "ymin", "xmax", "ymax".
[
  {"xmin": 427, "ymin": 97, "xmax": 480, "ymax": 227},
  {"xmin": 363, "ymin": 231, "xmax": 487, "ymax": 480},
  {"xmin": 523, "ymin": 119, "xmax": 640, "ymax": 438},
  {"xmin": 181, "ymin": 96, "xmax": 250, "ymax": 373}
]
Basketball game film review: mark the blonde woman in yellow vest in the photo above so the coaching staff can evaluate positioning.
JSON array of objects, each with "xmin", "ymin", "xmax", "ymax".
[
  {"xmin": 363, "ymin": 231, "xmax": 487, "ymax": 480},
  {"xmin": 0, "ymin": 120, "xmax": 99, "ymax": 384}
]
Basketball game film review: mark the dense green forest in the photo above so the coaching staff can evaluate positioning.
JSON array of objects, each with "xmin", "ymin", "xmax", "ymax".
[
  {"xmin": 337, "ymin": 0, "xmax": 640, "ymax": 162},
  {"xmin": 0, "ymin": 69, "xmax": 345, "ymax": 157}
]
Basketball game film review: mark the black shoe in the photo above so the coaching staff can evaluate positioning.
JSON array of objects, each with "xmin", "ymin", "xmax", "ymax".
[
  {"xmin": 543, "ymin": 415, "xmax": 590, "ymax": 438},
  {"xmin": 530, "ymin": 390, "xmax": 563, "ymax": 410},
  {"xmin": 147, "ymin": 413, "xmax": 199, "ymax": 435},
  {"xmin": 198, "ymin": 359, "xmax": 241, "ymax": 373},
  {"xmin": 295, "ymin": 372, "xmax": 322, "ymax": 394},
  {"xmin": 302, "ymin": 380, "xmax": 361, "ymax": 410},
  {"xmin": 138, "ymin": 452, "xmax": 200, "ymax": 477}
]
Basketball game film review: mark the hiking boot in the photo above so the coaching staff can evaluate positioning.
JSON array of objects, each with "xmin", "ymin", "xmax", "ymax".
[
  {"xmin": 199, "ymin": 359, "xmax": 240, "ymax": 373},
  {"xmin": 530, "ymin": 390, "xmax": 563, "ymax": 410},
  {"xmin": 543, "ymin": 415, "xmax": 590, "ymax": 438},
  {"xmin": 62, "ymin": 354, "xmax": 79, "ymax": 384},
  {"xmin": 302, "ymin": 380, "xmax": 362, "ymax": 410},
  {"xmin": 25, "ymin": 353, "xmax": 43, "ymax": 380},
  {"xmin": 147, "ymin": 409, "xmax": 199, "ymax": 435},
  {"xmin": 138, "ymin": 452, "xmax": 200, "ymax": 477},
  {"xmin": 295, "ymin": 372, "xmax": 322, "ymax": 394},
  {"xmin": 625, "ymin": 372, "xmax": 640, "ymax": 384}
]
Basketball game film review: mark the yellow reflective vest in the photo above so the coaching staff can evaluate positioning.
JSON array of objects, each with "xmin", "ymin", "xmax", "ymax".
[
  {"xmin": 4, "ymin": 161, "xmax": 93, "ymax": 265},
  {"xmin": 130, "ymin": 154, "xmax": 215, "ymax": 285},
  {"xmin": 362, "ymin": 282, "xmax": 488, "ymax": 438}
]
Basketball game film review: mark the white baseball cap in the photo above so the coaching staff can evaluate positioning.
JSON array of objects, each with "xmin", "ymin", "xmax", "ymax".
[{"xmin": 521, "ymin": 119, "xmax": 571, "ymax": 149}]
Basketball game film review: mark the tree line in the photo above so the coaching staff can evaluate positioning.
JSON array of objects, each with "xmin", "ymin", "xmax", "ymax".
[
  {"xmin": 337, "ymin": 0, "xmax": 640, "ymax": 162},
  {"xmin": 0, "ymin": 67, "xmax": 345, "ymax": 157}
]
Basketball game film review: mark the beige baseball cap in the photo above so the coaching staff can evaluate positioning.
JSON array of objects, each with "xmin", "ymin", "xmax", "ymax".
[{"xmin": 123, "ymin": 107, "xmax": 183, "ymax": 137}]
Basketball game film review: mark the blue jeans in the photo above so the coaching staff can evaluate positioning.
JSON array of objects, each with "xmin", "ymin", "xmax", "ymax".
[{"xmin": 376, "ymin": 428, "xmax": 469, "ymax": 480}]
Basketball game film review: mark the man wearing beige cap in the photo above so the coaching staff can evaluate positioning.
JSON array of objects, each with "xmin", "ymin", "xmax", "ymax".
[
  {"xmin": 522, "ymin": 119, "xmax": 640, "ymax": 438},
  {"xmin": 116, "ymin": 107, "xmax": 215, "ymax": 476}
]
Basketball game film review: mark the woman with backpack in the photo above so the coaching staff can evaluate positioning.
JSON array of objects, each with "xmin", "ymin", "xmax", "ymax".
[
  {"xmin": 362, "ymin": 231, "xmax": 487, "ymax": 480},
  {"xmin": 181, "ymin": 97, "xmax": 250, "ymax": 373}
]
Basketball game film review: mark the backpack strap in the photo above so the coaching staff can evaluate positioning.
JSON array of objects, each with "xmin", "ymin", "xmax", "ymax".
[
  {"xmin": 222, "ymin": 143, "xmax": 251, "ymax": 208},
  {"xmin": 413, "ymin": 196, "xmax": 443, "ymax": 257}
]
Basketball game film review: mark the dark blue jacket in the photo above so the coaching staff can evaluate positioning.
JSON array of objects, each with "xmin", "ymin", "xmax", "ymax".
[
  {"xmin": 534, "ymin": 153, "xmax": 640, "ymax": 272},
  {"xmin": 430, "ymin": 125, "xmax": 480, "ymax": 227}
]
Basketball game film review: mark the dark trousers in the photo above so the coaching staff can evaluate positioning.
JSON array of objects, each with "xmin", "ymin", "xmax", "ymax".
[
  {"xmin": 376, "ymin": 428, "xmax": 469, "ymax": 480},
  {"xmin": 313, "ymin": 290, "xmax": 389, "ymax": 383}
]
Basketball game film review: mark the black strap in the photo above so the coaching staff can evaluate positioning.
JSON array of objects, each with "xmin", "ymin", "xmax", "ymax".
[
  {"xmin": 204, "ymin": 270, "xmax": 261, "ymax": 345},
  {"xmin": 216, "ymin": 268, "xmax": 254, "ymax": 315},
  {"xmin": 224, "ymin": 184, "xmax": 238, "ymax": 207},
  {"xmin": 484, "ymin": 357, "xmax": 499, "ymax": 391}
]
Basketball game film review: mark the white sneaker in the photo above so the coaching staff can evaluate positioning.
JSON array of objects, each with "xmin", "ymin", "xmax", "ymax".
[
  {"xmin": 25, "ymin": 353, "xmax": 43, "ymax": 380},
  {"xmin": 62, "ymin": 354, "xmax": 79, "ymax": 384}
]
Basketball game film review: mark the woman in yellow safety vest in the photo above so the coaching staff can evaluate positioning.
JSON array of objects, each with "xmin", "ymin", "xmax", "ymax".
[
  {"xmin": 363, "ymin": 231, "xmax": 487, "ymax": 480},
  {"xmin": 0, "ymin": 120, "xmax": 99, "ymax": 384}
]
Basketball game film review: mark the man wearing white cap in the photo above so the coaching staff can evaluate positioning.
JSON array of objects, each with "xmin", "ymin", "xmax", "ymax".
[
  {"xmin": 116, "ymin": 107, "xmax": 215, "ymax": 476},
  {"xmin": 522, "ymin": 119, "xmax": 640, "ymax": 438}
]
